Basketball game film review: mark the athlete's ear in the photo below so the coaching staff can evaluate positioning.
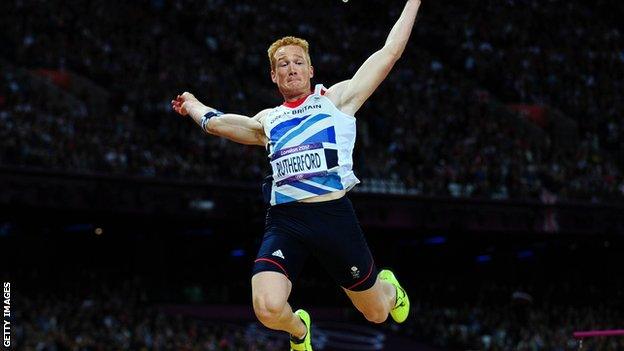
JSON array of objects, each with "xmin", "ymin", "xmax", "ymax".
[
  {"xmin": 271, "ymin": 69, "xmax": 277, "ymax": 84},
  {"xmin": 309, "ymin": 65, "xmax": 314, "ymax": 79}
]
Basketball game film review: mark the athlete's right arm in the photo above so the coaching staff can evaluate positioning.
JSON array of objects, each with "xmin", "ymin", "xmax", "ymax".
[{"xmin": 172, "ymin": 92, "xmax": 269, "ymax": 146}]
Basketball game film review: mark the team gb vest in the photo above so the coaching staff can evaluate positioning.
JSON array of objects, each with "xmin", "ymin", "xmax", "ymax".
[{"xmin": 262, "ymin": 84, "xmax": 360, "ymax": 205}]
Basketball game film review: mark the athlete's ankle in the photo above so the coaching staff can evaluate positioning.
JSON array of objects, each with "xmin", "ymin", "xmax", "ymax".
[
  {"xmin": 296, "ymin": 329, "xmax": 307, "ymax": 341},
  {"xmin": 381, "ymin": 279, "xmax": 398, "ymax": 308},
  {"xmin": 297, "ymin": 319, "xmax": 307, "ymax": 340},
  {"xmin": 392, "ymin": 285, "xmax": 399, "ymax": 309},
  {"xmin": 292, "ymin": 314, "xmax": 308, "ymax": 341}
]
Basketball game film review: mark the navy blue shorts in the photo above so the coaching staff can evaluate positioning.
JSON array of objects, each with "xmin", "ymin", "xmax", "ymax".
[{"xmin": 252, "ymin": 196, "xmax": 377, "ymax": 292}]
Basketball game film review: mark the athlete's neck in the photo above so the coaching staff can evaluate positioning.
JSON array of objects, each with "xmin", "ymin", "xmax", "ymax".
[
  {"xmin": 282, "ymin": 91, "xmax": 312, "ymax": 108},
  {"xmin": 283, "ymin": 91, "xmax": 311, "ymax": 103}
]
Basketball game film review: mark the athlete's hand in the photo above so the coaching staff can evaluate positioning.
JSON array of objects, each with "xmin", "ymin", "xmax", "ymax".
[{"xmin": 171, "ymin": 92, "xmax": 199, "ymax": 116}]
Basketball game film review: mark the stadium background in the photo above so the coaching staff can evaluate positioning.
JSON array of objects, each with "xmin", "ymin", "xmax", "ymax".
[{"xmin": 1, "ymin": 0, "xmax": 623, "ymax": 350}]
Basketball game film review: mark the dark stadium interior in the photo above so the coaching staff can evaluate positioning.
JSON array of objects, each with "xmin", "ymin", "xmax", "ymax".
[
  {"xmin": 3, "ymin": 206, "xmax": 624, "ymax": 350},
  {"xmin": 1, "ymin": 0, "xmax": 623, "ymax": 350}
]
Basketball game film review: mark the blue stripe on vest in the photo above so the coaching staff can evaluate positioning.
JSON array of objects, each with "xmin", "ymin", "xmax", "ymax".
[
  {"xmin": 302, "ymin": 126, "xmax": 336, "ymax": 145},
  {"xmin": 305, "ymin": 173, "xmax": 344, "ymax": 190},
  {"xmin": 274, "ymin": 113, "xmax": 330, "ymax": 151},
  {"xmin": 275, "ymin": 191, "xmax": 299, "ymax": 204},
  {"xmin": 271, "ymin": 114, "xmax": 311, "ymax": 141},
  {"xmin": 287, "ymin": 181, "xmax": 333, "ymax": 195}
]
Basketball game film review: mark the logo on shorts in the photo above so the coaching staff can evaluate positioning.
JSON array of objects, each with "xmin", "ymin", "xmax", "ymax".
[
  {"xmin": 350, "ymin": 266, "xmax": 360, "ymax": 279},
  {"xmin": 272, "ymin": 250, "xmax": 285, "ymax": 259}
]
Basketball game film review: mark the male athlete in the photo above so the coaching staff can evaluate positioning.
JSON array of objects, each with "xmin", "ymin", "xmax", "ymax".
[{"xmin": 172, "ymin": 1, "xmax": 421, "ymax": 349}]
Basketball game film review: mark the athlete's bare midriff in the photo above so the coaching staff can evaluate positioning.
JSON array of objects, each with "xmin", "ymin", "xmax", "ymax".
[{"xmin": 298, "ymin": 189, "xmax": 346, "ymax": 203}]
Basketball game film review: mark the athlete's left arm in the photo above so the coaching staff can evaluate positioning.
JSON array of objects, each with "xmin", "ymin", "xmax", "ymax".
[{"xmin": 327, "ymin": 0, "xmax": 421, "ymax": 116}]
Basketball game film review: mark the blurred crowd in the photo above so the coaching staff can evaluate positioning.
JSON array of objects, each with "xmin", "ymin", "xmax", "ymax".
[
  {"xmin": 1, "ymin": 0, "xmax": 622, "ymax": 202},
  {"xmin": 15, "ymin": 278, "xmax": 286, "ymax": 351},
  {"xmin": 419, "ymin": 0, "xmax": 624, "ymax": 156},
  {"xmin": 416, "ymin": 0, "xmax": 624, "ymax": 201},
  {"xmin": 406, "ymin": 280, "xmax": 624, "ymax": 351},
  {"xmin": 12, "ymin": 274, "xmax": 624, "ymax": 351}
]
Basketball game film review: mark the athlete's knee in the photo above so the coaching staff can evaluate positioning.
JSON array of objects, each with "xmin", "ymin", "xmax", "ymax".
[
  {"xmin": 253, "ymin": 292, "xmax": 287, "ymax": 325},
  {"xmin": 349, "ymin": 285, "xmax": 390, "ymax": 324},
  {"xmin": 361, "ymin": 307, "xmax": 389, "ymax": 324},
  {"xmin": 354, "ymin": 297, "xmax": 389, "ymax": 324}
]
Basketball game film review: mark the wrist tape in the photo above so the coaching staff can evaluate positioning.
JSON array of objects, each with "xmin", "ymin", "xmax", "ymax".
[{"xmin": 200, "ymin": 110, "xmax": 223, "ymax": 132}]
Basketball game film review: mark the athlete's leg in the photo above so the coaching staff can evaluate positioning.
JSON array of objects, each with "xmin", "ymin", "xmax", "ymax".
[
  {"xmin": 343, "ymin": 277, "xmax": 396, "ymax": 323},
  {"xmin": 251, "ymin": 271, "xmax": 307, "ymax": 338},
  {"xmin": 252, "ymin": 205, "xmax": 311, "ymax": 339},
  {"xmin": 304, "ymin": 197, "xmax": 408, "ymax": 324}
]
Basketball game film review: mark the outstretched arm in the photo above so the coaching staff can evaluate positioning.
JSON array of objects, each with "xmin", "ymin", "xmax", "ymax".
[
  {"xmin": 172, "ymin": 92, "xmax": 268, "ymax": 146},
  {"xmin": 327, "ymin": 0, "xmax": 421, "ymax": 116}
]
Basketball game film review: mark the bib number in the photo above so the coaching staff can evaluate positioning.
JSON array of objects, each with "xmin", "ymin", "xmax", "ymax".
[{"xmin": 270, "ymin": 143, "xmax": 328, "ymax": 186}]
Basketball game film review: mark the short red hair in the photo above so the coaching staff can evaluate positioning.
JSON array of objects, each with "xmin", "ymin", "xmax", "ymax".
[{"xmin": 267, "ymin": 36, "xmax": 312, "ymax": 70}]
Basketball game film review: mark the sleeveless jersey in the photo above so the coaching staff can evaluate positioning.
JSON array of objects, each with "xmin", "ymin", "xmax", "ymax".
[{"xmin": 262, "ymin": 84, "xmax": 360, "ymax": 206}]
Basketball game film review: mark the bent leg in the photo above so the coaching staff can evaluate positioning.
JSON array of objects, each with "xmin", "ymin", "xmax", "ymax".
[
  {"xmin": 252, "ymin": 271, "xmax": 307, "ymax": 338},
  {"xmin": 344, "ymin": 277, "xmax": 396, "ymax": 324}
]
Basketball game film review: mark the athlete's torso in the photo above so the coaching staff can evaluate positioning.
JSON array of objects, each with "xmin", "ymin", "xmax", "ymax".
[{"xmin": 261, "ymin": 84, "xmax": 360, "ymax": 206}]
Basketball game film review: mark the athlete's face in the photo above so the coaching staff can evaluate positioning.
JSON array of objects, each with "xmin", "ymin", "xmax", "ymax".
[{"xmin": 271, "ymin": 45, "xmax": 314, "ymax": 98}]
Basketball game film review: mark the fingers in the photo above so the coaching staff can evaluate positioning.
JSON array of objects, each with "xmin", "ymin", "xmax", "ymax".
[
  {"xmin": 171, "ymin": 91, "xmax": 197, "ymax": 115},
  {"xmin": 170, "ymin": 91, "xmax": 198, "ymax": 116},
  {"xmin": 181, "ymin": 91, "xmax": 195, "ymax": 100},
  {"xmin": 171, "ymin": 94, "xmax": 189, "ymax": 116},
  {"xmin": 173, "ymin": 92, "xmax": 195, "ymax": 103}
]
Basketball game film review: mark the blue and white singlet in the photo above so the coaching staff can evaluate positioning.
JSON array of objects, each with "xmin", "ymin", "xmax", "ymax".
[{"xmin": 262, "ymin": 84, "xmax": 360, "ymax": 206}]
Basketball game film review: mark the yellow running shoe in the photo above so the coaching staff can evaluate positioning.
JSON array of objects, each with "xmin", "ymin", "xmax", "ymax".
[
  {"xmin": 290, "ymin": 309, "xmax": 312, "ymax": 351},
  {"xmin": 378, "ymin": 269, "xmax": 410, "ymax": 323}
]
